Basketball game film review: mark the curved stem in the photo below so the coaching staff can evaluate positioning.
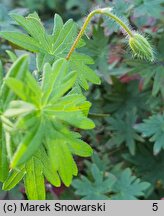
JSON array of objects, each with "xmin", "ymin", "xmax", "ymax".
[{"xmin": 66, "ymin": 8, "xmax": 133, "ymax": 60}]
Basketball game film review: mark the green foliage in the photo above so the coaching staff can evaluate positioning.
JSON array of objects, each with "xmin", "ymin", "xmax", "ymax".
[
  {"xmin": 2, "ymin": 165, "xmax": 25, "ymax": 191},
  {"xmin": 72, "ymin": 164, "xmax": 116, "ymax": 200},
  {"xmin": 103, "ymin": 79, "xmax": 154, "ymax": 117},
  {"xmin": 1, "ymin": 55, "xmax": 94, "ymax": 199},
  {"xmin": 103, "ymin": 0, "xmax": 131, "ymax": 34},
  {"xmin": 66, "ymin": 0, "xmax": 91, "ymax": 14},
  {"xmin": 0, "ymin": 1, "xmax": 163, "ymax": 201},
  {"xmin": 135, "ymin": 114, "xmax": 164, "ymax": 155},
  {"xmin": 83, "ymin": 26, "xmax": 109, "ymax": 74},
  {"xmin": 0, "ymin": 4, "xmax": 19, "ymax": 31},
  {"xmin": 0, "ymin": 55, "xmax": 30, "ymax": 183},
  {"xmin": 126, "ymin": 61, "xmax": 164, "ymax": 97},
  {"xmin": 111, "ymin": 168, "xmax": 150, "ymax": 200},
  {"xmin": 124, "ymin": 145, "xmax": 164, "ymax": 186},
  {"xmin": 133, "ymin": 0, "xmax": 164, "ymax": 19},
  {"xmin": 18, "ymin": 0, "xmax": 61, "ymax": 11},
  {"xmin": 72, "ymin": 155, "xmax": 150, "ymax": 200},
  {"xmin": 106, "ymin": 111, "xmax": 144, "ymax": 155},
  {"xmin": 0, "ymin": 12, "xmax": 100, "ymax": 90},
  {"xmin": 24, "ymin": 156, "xmax": 45, "ymax": 200}
]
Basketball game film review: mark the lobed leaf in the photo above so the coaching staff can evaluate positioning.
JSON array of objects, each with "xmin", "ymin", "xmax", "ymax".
[{"xmin": 135, "ymin": 114, "xmax": 164, "ymax": 155}]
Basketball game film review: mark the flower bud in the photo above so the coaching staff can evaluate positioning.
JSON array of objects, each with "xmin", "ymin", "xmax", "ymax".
[{"xmin": 129, "ymin": 33, "xmax": 154, "ymax": 61}]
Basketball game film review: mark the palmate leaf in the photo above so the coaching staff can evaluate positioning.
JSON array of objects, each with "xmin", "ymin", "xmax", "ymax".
[
  {"xmin": 111, "ymin": 168, "xmax": 150, "ymax": 200},
  {"xmin": 72, "ymin": 164, "xmax": 116, "ymax": 200},
  {"xmin": 106, "ymin": 111, "xmax": 144, "ymax": 155},
  {"xmin": 127, "ymin": 60, "xmax": 164, "ymax": 97},
  {"xmin": 103, "ymin": 78, "xmax": 159, "ymax": 117},
  {"xmin": 72, "ymin": 155, "xmax": 150, "ymax": 200},
  {"xmin": 45, "ymin": 121, "xmax": 93, "ymax": 186},
  {"xmin": 0, "ymin": 12, "xmax": 100, "ymax": 90},
  {"xmin": 124, "ymin": 145, "xmax": 164, "ymax": 186},
  {"xmin": 135, "ymin": 114, "xmax": 164, "ymax": 155},
  {"xmin": 3, "ymin": 56, "xmax": 94, "ymax": 198}
]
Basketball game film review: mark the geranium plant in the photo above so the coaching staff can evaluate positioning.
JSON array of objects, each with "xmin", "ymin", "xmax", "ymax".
[{"xmin": 0, "ymin": 7, "xmax": 153, "ymax": 199}]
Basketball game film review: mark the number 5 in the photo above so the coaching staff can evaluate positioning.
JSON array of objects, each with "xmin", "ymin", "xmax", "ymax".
[{"xmin": 152, "ymin": 203, "xmax": 158, "ymax": 211}]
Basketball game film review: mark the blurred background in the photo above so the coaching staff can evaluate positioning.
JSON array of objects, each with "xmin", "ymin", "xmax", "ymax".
[{"xmin": 0, "ymin": 0, "xmax": 164, "ymax": 200}]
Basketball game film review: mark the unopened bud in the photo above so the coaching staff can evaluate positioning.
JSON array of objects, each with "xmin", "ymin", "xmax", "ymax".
[{"xmin": 129, "ymin": 33, "xmax": 154, "ymax": 61}]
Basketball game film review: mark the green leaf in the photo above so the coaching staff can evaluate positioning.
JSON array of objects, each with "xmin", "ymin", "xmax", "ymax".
[
  {"xmin": 0, "ymin": 32, "xmax": 42, "ymax": 53},
  {"xmin": 0, "ymin": 60, "xmax": 3, "ymax": 88},
  {"xmin": 66, "ymin": 0, "xmax": 91, "ymax": 13},
  {"xmin": 4, "ymin": 101, "xmax": 36, "ymax": 118},
  {"xmin": 85, "ymin": 152, "xmax": 111, "ymax": 173},
  {"xmin": 68, "ymin": 139, "xmax": 93, "ymax": 157},
  {"xmin": 104, "ymin": 79, "xmax": 155, "ymax": 117},
  {"xmin": 135, "ymin": 114, "xmax": 164, "ymax": 155},
  {"xmin": 44, "ymin": 122, "xmax": 81, "ymax": 187},
  {"xmin": 82, "ymin": 26, "xmax": 109, "ymax": 75},
  {"xmin": 11, "ymin": 120, "xmax": 44, "ymax": 167},
  {"xmin": 106, "ymin": 111, "xmax": 144, "ymax": 155},
  {"xmin": 5, "ymin": 78, "xmax": 33, "ymax": 102},
  {"xmin": 0, "ymin": 128, "xmax": 9, "ymax": 182},
  {"xmin": 24, "ymin": 156, "xmax": 45, "ymax": 200},
  {"xmin": 46, "ymin": 136, "xmax": 78, "ymax": 187},
  {"xmin": 25, "ymin": 72, "xmax": 42, "ymax": 100},
  {"xmin": 49, "ymin": 123, "xmax": 93, "ymax": 157},
  {"xmin": 41, "ymin": 58, "xmax": 77, "ymax": 104},
  {"xmin": 103, "ymin": 0, "xmax": 130, "ymax": 34},
  {"xmin": 124, "ymin": 145, "xmax": 164, "ymax": 185},
  {"xmin": 111, "ymin": 168, "xmax": 151, "ymax": 200},
  {"xmin": 72, "ymin": 164, "xmax": 116, "ymax": 200},
  {"xmin": 2, "ymin": 166, "xmax": 25, "ymax": 190},
  {"xmin": 2, "ymin": 12, "xmax": 78, "ymax": 57},
  {"xmin": 52, "ymin": 14, "xmax": 63, "ymax": 35},
  {"xmin": 4, "ymin": 131, "xmax": 13, "ymax": 161},
  {"xmin": 6, "ymin": 50, "xmax": 17, "ymax": 62},
  {"xmin": 73, "ymin": 154, "xmax": 150, "ymax": 200},
  {"xmin": 4, "ymin": 57, "xmax": 93, "ymax": 188},
  {"xmin": 52, "ymin": 18, "xmax": 77, "ymax": 56},
  {"xmin": 126, "ymin": 58, "xmax": 164, "ymax": 97},
  {"xmin": 1, "ymin": 12, "xmax": 101, "ymax": 89},
  {"xmin": 46, "ymin": 109, "xmax": 95, "ymax": 129},
  {"xmin": 2, "ymin": 55, "xmax": 29, "ymax": 108},
  {"xmin": 69, "ymin": 53, "xmax": 101, "ymax": 90},
  {"xmin": 36, "ymin": 147, "xmax": 61, "ymax": 187},
  {"xmin": 5, "ymin": 75, "xmax": 41, "ymax": 106},
  {"xmin": 12, "ymin": 12, "xmax": 51, "ymax": 51},
  {"xmin": 133, "ymin": 0, "xmax": 164, "ymax": 19}
]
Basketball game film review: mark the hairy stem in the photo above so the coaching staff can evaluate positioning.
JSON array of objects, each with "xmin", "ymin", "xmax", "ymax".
[{"xmin": 66, "ymin": 8, "xmax": 133, "ymax": 60}]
